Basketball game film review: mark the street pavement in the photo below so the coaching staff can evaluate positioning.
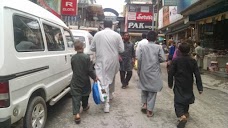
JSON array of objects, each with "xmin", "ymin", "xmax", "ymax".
[
  {"xmin": 12, "ymin": 63, "xmax": 228, "ymax": 128},
  {"xmin": 200, "ymin": 71, "xmax": 228, "ymax": 94}
]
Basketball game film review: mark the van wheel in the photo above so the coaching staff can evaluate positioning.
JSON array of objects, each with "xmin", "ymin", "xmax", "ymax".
[{"xmin": 23, "ymin": 96, "xmax": 47, "ymax": 128}]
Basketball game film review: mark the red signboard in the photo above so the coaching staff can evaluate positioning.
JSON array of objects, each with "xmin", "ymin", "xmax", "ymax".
[
  {"xmin": 37, "ymin": 0, "xmax": 61, "ymax": 18},
  {"xmin": 61, "ymin": 0, "xmax": 77, "ymax": 16},
  {"xmin": 136, "ymin": 12, "xmax": 153, "ymax": 21}
]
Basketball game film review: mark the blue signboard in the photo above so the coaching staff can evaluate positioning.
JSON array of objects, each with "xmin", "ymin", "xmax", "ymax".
[{"xmin": 177, "ymin": 0, "xmax": 199, "ymax": 13}]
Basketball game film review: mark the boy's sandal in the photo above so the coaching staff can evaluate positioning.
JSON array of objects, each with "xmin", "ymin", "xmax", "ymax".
[
  {"xmin": 147, "ymin": 110, "xmax": 154, "ymax": 117},
  {"xmin": 177, "ymin": 119, "xmax": 187, "ymax": 128},
  {"xmin": 141, "ymin": 104, "xmax": 147, "ymax": 114},
  {"xmin": 177, "ymin": 116, "xmax": 187, "ymax": 128},
  {"xmin": 185, "ymin": 112, "xmax": 190, "ymax": 119},
  {"xmin": 141, "ymin": 108, "xmax": 146, "ymax": 114},
  {"xmin": 74, "ymin": 117, "xmax": 81, "ymax": 124},
  {"xmin": 83, "ymin": 105, "xmax": 90, "ymax": 111}
]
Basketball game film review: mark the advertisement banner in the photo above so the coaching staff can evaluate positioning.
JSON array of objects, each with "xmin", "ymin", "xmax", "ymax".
[
  {"xmin": 163, "ymin": 6, "xmax": 170, "ymax": 27},
  {"xmin": 169, "ymin": 6, "xmax": 183, "ymax": 24},
  {"xmin": 128, "ymin": 21, "xmax": 152, "ymax": 32},
  {"xmin": 163, "ymin": 0, "xmax": 177, "ymax": 6},
  {"xmin": 140, "ymin": 6, "xmax": 149, "ymax": 12},
  {"xmin": 136, "ymin": 12, "xmax": 153, "ymax": 21},
  {"xmin": 127, "ymin": 12, "xmax": 137, "ymax": 20},
  {"xmin": 158, "ymin": 8, "xmax": 163, "ymax": 29},
  {"xmin": 61, "ymin": 0, "xmax": 77, "ymax": 16},
  {"xmin": 128, "ymin": 5, "xmax": 136, "ymax": 12},
  {"xmin": 37, "ymin": 0, "xmax": 61, "ymax": 18}
]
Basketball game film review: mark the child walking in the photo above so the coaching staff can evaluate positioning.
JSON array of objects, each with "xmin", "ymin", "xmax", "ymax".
[
  {"xmin": 70, "ymin": 40, "xmax": 96, "ymax": 124},
  {"xmin": 168, "ymin": 42, "xmax": 203, "ymax": 128}
]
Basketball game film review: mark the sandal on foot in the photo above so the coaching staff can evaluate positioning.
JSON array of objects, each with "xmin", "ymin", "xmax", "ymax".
[
  {"xmin": 177, "ymin": 119, "xmax": 187, "ymax": 128},
  {"xmin": 147, "ymin": 110, "xmax": 154, "ymax": 117},
  {"xmin": 74, "ymin": 114, "xmax": 81, "ymax": 124},
  {"xmin": 185, "ymin": 112, "xmax": 190, "ymax": 119},
  {"xmin": 83, "ymin": 105, "xmax": 90, "ymax": 111},
  {"xmin": 74, "ymin": 117, "xmax": 81, "ymax": 124},
  {"xmin": 141, "ymin": 104, "xmax": 147, "ymax": 114},
  {"xmin": 177, "ymin": 117, "xmax": 187, "ymax": 128}
]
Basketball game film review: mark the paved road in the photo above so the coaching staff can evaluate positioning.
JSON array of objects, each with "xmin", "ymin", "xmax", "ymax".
[
  {"xmin": 43, "ymin": 63, "xmax": 228, "ymax": 128},
  {"xmin": 12, "ymin": 63, "xmax": 228, "ymax": 128}
]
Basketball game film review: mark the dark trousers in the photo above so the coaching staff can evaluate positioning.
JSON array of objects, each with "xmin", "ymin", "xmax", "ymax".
[
  {"xmin": 72, "ymin": 95, "xmax": 89, "ymax": 115},
  {"xmin": 120, "ymin": 71, "xmax": 132, "ymax": 86},
  {"xmin": 174, "ymin": 102, "xmax": 189, "ymax": 117}
]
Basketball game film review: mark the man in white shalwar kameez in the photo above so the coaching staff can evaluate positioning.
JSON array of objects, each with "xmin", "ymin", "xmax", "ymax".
[
  {"xmin": 90, "ymin": 20, "xmax": 124, "ymax": 113},
  {"xmin": 137, "ymin": 31, "xmax": 166, "ymax": 117},
  {"xmin": 136, "ymin": 33, "xmax": 148, "ymax": 59}
]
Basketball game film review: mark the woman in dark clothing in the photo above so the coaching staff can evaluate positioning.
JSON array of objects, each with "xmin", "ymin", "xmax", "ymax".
[
  {"xmin": 70, "ymin": 40, "xmax": 97, "ymax": 124},
  {"xmin": 168, "ymin": 42, "xmax": 203, "ymax": 128}
]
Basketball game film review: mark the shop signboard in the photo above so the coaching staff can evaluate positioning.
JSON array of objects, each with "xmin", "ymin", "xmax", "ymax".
[
  {"xmin": 158, "ymin": 8, "xmax": 163, "ymax": 29},
  {"xmin": 177, "ymin": 0, "xmax": 199, "ymax": 13},
  {"xmin": 141, "ymin": 6, "xmax": 149, "ymax": 12},
  {"xmin": 127, "ymin": 12, "xmax": 137, "ymax": 20},
  {"xmin": 128, "ymin": 5, "xmax": 136, "ymax": 12},
  {"xmin": 128, "ymin": 21, "xmax": 152, "ymax": 32},
  {"xmin": 61, "ymin": 0, "xmax": 77, "ymax": 16},
  {"xmin": 163, "ymin": 6, "xmax": 170, "ymax": 27},
  {"xmin": 169, "ymin": 6, "xmax": 183, "ymax": 24},
  {"xmin": 35, "ymin": 0, "xmax": 61, "ymax": 18},
  {"xmin": 162, "ymin": 0, "xmax": 177, "ymax": 6},
  {"xmin": 78, "ymin": 0, "xmax": 89, "ymax": 6},
  {"xmin": 136, "ymin": 12, "xmax": 153, "ymax": 21},
  {"xmin": 105, "ymin": 16, "xmax": 117, "ymax": 21},
  {"xmin": 131, "ymin": 0, "xmax": 152, "ymax": 4}
]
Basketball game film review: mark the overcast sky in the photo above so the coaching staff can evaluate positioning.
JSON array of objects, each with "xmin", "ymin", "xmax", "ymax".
[{"xmin": 96, "ymin": 0, "xmax": 125, "ymax": 14}]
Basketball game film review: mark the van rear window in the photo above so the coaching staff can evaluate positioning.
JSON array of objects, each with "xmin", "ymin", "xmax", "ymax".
[
  {"xmin": 43, "ymin": 24, "xmax": 65, "ymax": 51},
  {"xmin": 13, "ymin": 15, "xmax": 45, "ymax": 52}
]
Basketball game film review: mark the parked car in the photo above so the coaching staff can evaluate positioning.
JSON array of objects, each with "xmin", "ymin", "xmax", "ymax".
[
  {"xmin": 65, "ymin": 29, "xmax": 96, "ymax": 64},
  {"xmin": 0, "ymin": 0, "xmax": 74, "ymax": 127}
]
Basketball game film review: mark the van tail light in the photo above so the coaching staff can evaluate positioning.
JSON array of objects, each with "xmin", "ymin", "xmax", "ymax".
[{"xmin": 0, "ymin": 81, "xmax": 10, "ymax": 108}]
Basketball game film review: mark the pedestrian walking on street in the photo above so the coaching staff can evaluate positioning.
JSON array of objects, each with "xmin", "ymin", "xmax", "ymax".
[
  {"xmin": 70, "ymin": 40, "xmax": 97, "ymax": 124},
  {"xmin": 135, "ymin": 33, "xmax": 148, "ymax": 59},
  {"xmin": 168, "ymin": 42, "xmax": 203, "ymax": 128},
  {"xmin": 90, "ymin": 20, "xmax": 124, "ymax": 113},
  {"xmin": 119, "ymin": 32, "xmax": 135, "ymax": 89},
  {"xmin": 194, "ymin": 42, "xmax": 204, "ymax": 73},
  {"xmin": 137, "ymin": 31, "xmax": 166, "ymax": 117},
  {"xmin": 166, "ymin": 41, "xmax": 176, "ymax": 72},
  {"xmin": 172, "ymin": 42, "xmax": 181, "ymax": 60}
]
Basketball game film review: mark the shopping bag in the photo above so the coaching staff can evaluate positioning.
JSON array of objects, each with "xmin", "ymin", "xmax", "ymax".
[
  {"xmin": 97, "ymin": 81, "xmax": 107, "ymax": 102},
  {"xmin": 92, "ymin": 82, "xmax": 100, "ymax": 104}
]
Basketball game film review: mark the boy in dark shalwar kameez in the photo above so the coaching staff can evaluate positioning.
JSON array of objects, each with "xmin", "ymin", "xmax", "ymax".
[
  {"xmin": 70, "ymin": 40, "xmax": 96, "ymax": 124},
  {"xmin": 168, "ymin": 42, "xmax": 203, "ymax": 128}
]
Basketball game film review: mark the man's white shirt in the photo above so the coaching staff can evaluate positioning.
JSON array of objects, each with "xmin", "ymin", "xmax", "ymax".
[{"xmin": 136, "ymin": 39, "xmax": 148, "ymax": 59}]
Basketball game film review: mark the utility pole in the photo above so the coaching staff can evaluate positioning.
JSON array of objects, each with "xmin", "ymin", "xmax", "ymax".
[
  {"xmin": 152, "ymin": 4, "xmax": 155, "ymax": 31},
  {"xmin": 151, "ymin": 0, "xmax": 156, "ymax": 31}
]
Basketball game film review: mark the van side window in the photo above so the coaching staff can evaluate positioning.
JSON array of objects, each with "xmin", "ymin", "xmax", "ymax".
[
  {"xmin": 13, "ymin": 15, "xmax": 44, "ymax": 52},
  {"xmin": 64, "ymin": 30, "xmax": 74, "ymax": 48},
  {"xmin": 43, "ymin": 24, "xmax": 65, "ymax": 51}
]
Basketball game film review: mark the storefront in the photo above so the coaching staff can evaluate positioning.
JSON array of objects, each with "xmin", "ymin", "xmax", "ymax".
[
  {"xmin": 191, "ymin": 1, "xmax": 228, "ymax": 73},
  {"xmin": 124, "ymin": 4, "xmax": 153, "ymax": 43}
]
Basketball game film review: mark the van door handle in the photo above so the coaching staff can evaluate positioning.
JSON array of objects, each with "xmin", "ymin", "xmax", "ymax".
[
  {"xmin": 70, "ymin": 54, "xmax": 73, "ymax": 57},
  {"xmin": 65, "ymin": 55, "xmax": 67, "ymax": 63}
]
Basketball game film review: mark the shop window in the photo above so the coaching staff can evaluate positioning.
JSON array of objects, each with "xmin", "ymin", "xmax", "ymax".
[
  {"xmin": 13, "ymin": 15, "xmax": 44, "ymax": 52},
  {"xmin": 43, "ymin": 24, "xmax": 65, "ymax": 51}
]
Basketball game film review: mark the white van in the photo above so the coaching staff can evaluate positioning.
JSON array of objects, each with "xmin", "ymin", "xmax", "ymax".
[
  {"xmin": 67, "ymin": 29, "xmax": 95, "ymax": 64},
  {"xmin": 0, "ymin": 0, "xmax": 75, "ymax": 127}
]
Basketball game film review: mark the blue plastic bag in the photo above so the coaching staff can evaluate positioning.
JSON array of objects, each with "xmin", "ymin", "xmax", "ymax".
[{"xmin": 92, "ymin": 82, "xmax": 100, "ymax": 104}]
